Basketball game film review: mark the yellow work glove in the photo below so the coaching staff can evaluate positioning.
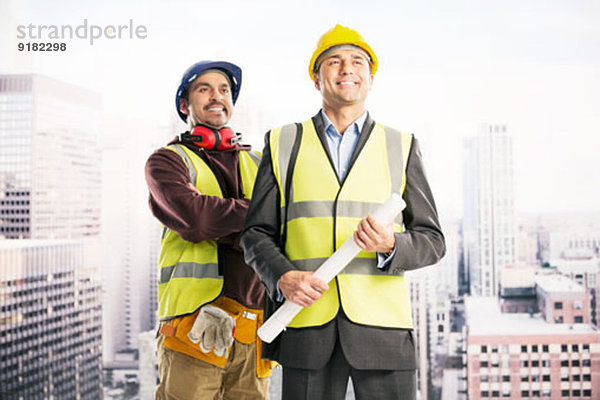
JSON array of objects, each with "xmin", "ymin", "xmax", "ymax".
[{"xmin": 187, "ymin": 305, "xmax": 235, "ymax": 357}]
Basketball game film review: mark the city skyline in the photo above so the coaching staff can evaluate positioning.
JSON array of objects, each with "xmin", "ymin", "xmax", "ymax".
[
  {"xmin": 0, "ymin": 74, "xmax": 104, "ymax": 398},
  {"xmin": 0, "ymin": 73, "xmax": 598, "ymax": 400},
  {"xmin": 1, "ymin": 1, "xmax": 600, "ymax": 399},
  {"xmin": 0, "ymin": 0, "xmax": 599, "ymax": 218}
]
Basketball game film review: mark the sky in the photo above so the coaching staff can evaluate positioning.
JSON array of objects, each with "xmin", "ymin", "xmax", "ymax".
[{"xmin": 1, "ymin": 0, "xmax": 599, "ymax": 219}]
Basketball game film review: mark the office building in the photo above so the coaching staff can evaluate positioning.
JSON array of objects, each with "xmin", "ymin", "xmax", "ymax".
[
  {"xmin": 535, "ymin": 274, "xmax": 591, "ymax": 325},
  {"xmin": 465, "ymin": 296, "xmax": 600, "ymax": 400},
  {"xmin": 553, "ymin": 254, "xmax": 600, "ymax": 326},
  {"xmin": 0, "ymin": 240, "xmax": 103, "ymax": 398},
  {"xmin": 0, "ymin": 74, "xmax": 101, "ymax": 239},
  {"xmin": 0, "ymin": 74, "xmax": 103, "ymax": 398},
  {"xmin": 437, "ymin": 219, "xmax": 461, "ymax": 298},
  {"xmin": 463, "ymin": 124, "xmax": 516, "ymax": 297}
]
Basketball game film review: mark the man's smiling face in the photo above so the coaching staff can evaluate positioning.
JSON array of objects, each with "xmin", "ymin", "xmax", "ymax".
[
  {"xmin": 180, "ymin": 71, "xmax": 233, "ymax": 129},
  {"xmin": 313, "ymin": 47, "xmax": 373, "ymax": 110}
]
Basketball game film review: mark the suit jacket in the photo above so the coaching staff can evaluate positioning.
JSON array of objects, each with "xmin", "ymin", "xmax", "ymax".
[{"xmin": 240, "ymin": 112, "xmax": 446, "ymax": 370}]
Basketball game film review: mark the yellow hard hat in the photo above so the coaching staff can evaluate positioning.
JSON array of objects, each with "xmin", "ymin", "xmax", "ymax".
[{"xmin": 308, "ymin": 24, "xmax": 378, "ymax": 80}]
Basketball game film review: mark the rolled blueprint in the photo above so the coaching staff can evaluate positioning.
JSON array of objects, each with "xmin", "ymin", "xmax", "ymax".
[{"xmin": 258, "ymin": 193, "xmax": 407, "ymax": 343}]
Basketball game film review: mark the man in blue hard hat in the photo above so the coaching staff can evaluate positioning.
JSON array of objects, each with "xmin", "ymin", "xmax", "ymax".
[{"xmin": 145, "ymin": 61, "xmax": 273, "ymax": 399}]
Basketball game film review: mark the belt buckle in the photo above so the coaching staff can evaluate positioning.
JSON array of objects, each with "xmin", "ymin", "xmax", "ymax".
[{"xmin": 242, "ymin": 311, "xmax": 257, "ymax": 320}]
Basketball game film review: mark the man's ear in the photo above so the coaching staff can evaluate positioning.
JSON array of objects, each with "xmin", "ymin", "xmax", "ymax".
[
  {"xmin": 179, "ymin": 98, "xmax": 189, "ymax": 116},
  {"xmin": 313, "ymin": 71, "xmax": 321, "ymax": 91}
]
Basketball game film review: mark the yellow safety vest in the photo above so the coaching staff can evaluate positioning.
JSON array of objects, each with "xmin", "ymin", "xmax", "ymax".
[
  {"xmin": 157, "ymin": 144, "xmax": 260, "ymax": 320},
  {"xmin": 269, "ymin": 119, "xmax": 413, "ymax": 329}
]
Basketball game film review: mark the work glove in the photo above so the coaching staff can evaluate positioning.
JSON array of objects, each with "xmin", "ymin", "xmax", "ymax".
[{"xmin": 187, "ymin": 305, "xmax": 235, "ymax": 357}]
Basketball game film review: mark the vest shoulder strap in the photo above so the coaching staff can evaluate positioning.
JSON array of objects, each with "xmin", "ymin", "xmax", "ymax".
[
  {"xmin": 382, "ymin": 127, "xmax": 414, "ymax": 194},
  {"xmin": 166, "ymin": 144, "xmax": 197, "ymax": 186},
  {"xmin": 278, "ymin": 122, "xmax": 303, "ymax": 245},
  {"xmin": 243, "ymin": 149, "xmax": 261, "ymax": 167}
]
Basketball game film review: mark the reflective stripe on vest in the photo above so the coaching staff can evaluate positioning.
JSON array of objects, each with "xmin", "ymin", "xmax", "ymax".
[
  {"xmin": 157, "ymin": 144, "xmax": 260, "ymax": 320},
  {"xmin": 269, "ymin": 119, "xmax": 413, "ymax": 328}
]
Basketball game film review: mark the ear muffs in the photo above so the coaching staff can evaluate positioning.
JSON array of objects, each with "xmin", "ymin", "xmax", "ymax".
[{"xmin": 181, "ymin": 125, "xmax": 239, "ymax": 150}]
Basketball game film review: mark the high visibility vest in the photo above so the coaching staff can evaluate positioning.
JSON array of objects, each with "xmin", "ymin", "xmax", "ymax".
[
  {"xmin": 269, "ymin": 119, "xmax": 413, "ymax": 329},
  {"xmin": 157, "ymin": 144, "xmax": 260, "ymax": 320}
]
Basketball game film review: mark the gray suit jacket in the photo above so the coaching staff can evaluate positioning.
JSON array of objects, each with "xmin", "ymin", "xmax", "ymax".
[{"xmin": 240, "ymin": 112, "xmax": 445, "ymax": 370}]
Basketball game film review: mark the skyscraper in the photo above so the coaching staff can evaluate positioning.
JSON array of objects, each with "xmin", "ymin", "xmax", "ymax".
[
  {"xmin": 463, "ymin": 124, "xmax": 516, "ymax": 297},
  {"xmin": 0, "ymin": 74, "xmax": 101, "ymax": 239},
  {"xmin": 0, "ymin": 74, "xmax": 103, "ymax": 398},
  {"xmin": 0, "ymin": 240, "xmax": 103, "ymax": 398}
]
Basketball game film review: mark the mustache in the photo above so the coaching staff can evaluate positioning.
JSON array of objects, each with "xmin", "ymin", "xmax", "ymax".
[{"xmin": 204, "ymin": 102, "xmax": 226, "ymax": 110}]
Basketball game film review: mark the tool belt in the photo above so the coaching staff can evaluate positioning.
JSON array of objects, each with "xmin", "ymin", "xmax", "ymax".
[{"xmin": 160, "ymin": 296, "xmax": 275, "ymax": 378}]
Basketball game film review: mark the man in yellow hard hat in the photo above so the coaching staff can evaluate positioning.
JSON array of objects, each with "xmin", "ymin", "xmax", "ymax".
[{"xmin": 241, "ymin": 25, "xmax": 446, "ymax": 399}]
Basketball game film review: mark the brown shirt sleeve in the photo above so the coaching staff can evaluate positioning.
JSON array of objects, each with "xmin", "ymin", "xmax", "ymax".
[{"xmin": 144, "ymin": 147, "xmax": 249, "ymax": 243}]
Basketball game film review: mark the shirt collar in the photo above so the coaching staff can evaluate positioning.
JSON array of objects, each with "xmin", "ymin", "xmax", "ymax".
[{"xmin": 320, "ymin": 109, "xmax": 368, "ymax": 136}]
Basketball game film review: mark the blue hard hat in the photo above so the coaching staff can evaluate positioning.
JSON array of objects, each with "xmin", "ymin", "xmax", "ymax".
[{"xmin": 175, "ymin": 60, "xmax": 242, "ymax": 122}]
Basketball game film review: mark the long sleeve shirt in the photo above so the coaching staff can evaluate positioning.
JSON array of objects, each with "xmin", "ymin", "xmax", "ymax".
[{"xmin": 145, "ymin": 137, "xmax": 265, "ymax": 309}]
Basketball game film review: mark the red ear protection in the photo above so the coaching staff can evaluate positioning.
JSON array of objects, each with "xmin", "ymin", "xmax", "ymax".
[{"xmin": 181, "ymin": 125, "xmax": 239, "ymax": 150}]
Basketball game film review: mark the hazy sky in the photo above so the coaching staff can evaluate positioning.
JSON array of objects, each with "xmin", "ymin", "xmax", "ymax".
[{"xmin": 2, "ymin": 0, "xmax": 599, "ymax": 218}]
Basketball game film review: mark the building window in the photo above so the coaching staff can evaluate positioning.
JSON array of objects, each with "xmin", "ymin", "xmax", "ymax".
[
  {"xmin": 572, "ymin": 374, "xmax": 580, "ymax": 381},
  {"xmin": 492, "ymin": 390, "xmax": 500, "ymax": 397},
  {"xmin": 502, "ymin": 375, "xmax": 510, "ymax": 382},
  {"xmin": 542, "ymin": 375, "xmax": 550, "ymax": 382},
  {"xmin": 503, "ymin": 389, "xmax": 511, "ymax": 398},
  {"xmin": 562, "ymin": 390, "xmax": 569, "ymax": 397},
  {"xmin": 532, "ymin": 345, "xmax": 538, "ymax": 352},
  {"xmin": 555, "ymin": 316, "xmax": 563, "ymax": 323},
  {"xmin": 481, "ymin": 391, "xmax": 489, "ymax": 397},
  {"xmin": 573, "ymin": 301, "xmax": 583, "ymax": 309},
  {"xmin": 560, "ymin": 360, "xmax": 569, "ymax": 367},
  {"xmin": 572, "ymin": 344, "xmax": 579, "ymax": 352},
  {"xmin": 583, "ymin": 344, "xmax": 589, "ymax": 352},
  {"xmin": 531, "ymin": 360, "xmax": 539, "ymax": 367},
  {"xmin": 482, "ymin": 345, "xmax": 488, "ymax": 353},
  {"xmin": 481, "ymin": 375, "xmax": 489, "ymax": 382},
  {"xmin": 522, "ymin": 360, "xmax": 529, "ymax": 367},
  {"xmin": 532, "ymin": 391, "xmax": 540, "ymax": 397},
  {"xmin": 561, "ymin": 344, "xmax": 568, "ymax": 352},
  {"xmin": 521, "ymin": 390, "xmax": 529, "ymax": 397},
  {"xmin": 583, "ymin": 374, "xmax": 591, "ymax": 381},
  {"xmin": 574, "ymin": 316, "xmax": 583, "ymax": 323},
  {"xmin": 555, "ymin": 302, "xmax": 563, "ymax": 310},
  {"xmin": 481, "ymin": 361, "xmax": 488, "ymax": 367},
  {"xmin": 573, "ymin": 390, "xmax": 581, "ymax": 397},
  {"xmin": 572, "ymin": 360, "xmax": 580, "ymax": 367},
  {"xmin": 583, "ymin": 390, "xmax": 592, "ymax": 397},
  {"xmin": 542, "ymin": 389, "xmax": 551, "ymax": 397},
  {"xmin": 521, "ymin": 375, "xmax": 528, "ymax": 382},
  {"xmin": 521, "ymin": 345, "xmax": 527, "ymax": 352}
]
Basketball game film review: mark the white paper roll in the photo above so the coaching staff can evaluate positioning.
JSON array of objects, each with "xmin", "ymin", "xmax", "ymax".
[{"xmin": 258, "ymin": 194, "xmax": 406, "ymax": 343}]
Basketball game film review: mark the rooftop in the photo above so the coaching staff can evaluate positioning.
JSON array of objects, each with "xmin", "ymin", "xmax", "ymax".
[
  {"xmin": 535, "ymin": 274, "xmax": 585, "ymax": 293},
  {"xmin": 465, "ymin": 296, "xmax": 597, "ymax": 336}
]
